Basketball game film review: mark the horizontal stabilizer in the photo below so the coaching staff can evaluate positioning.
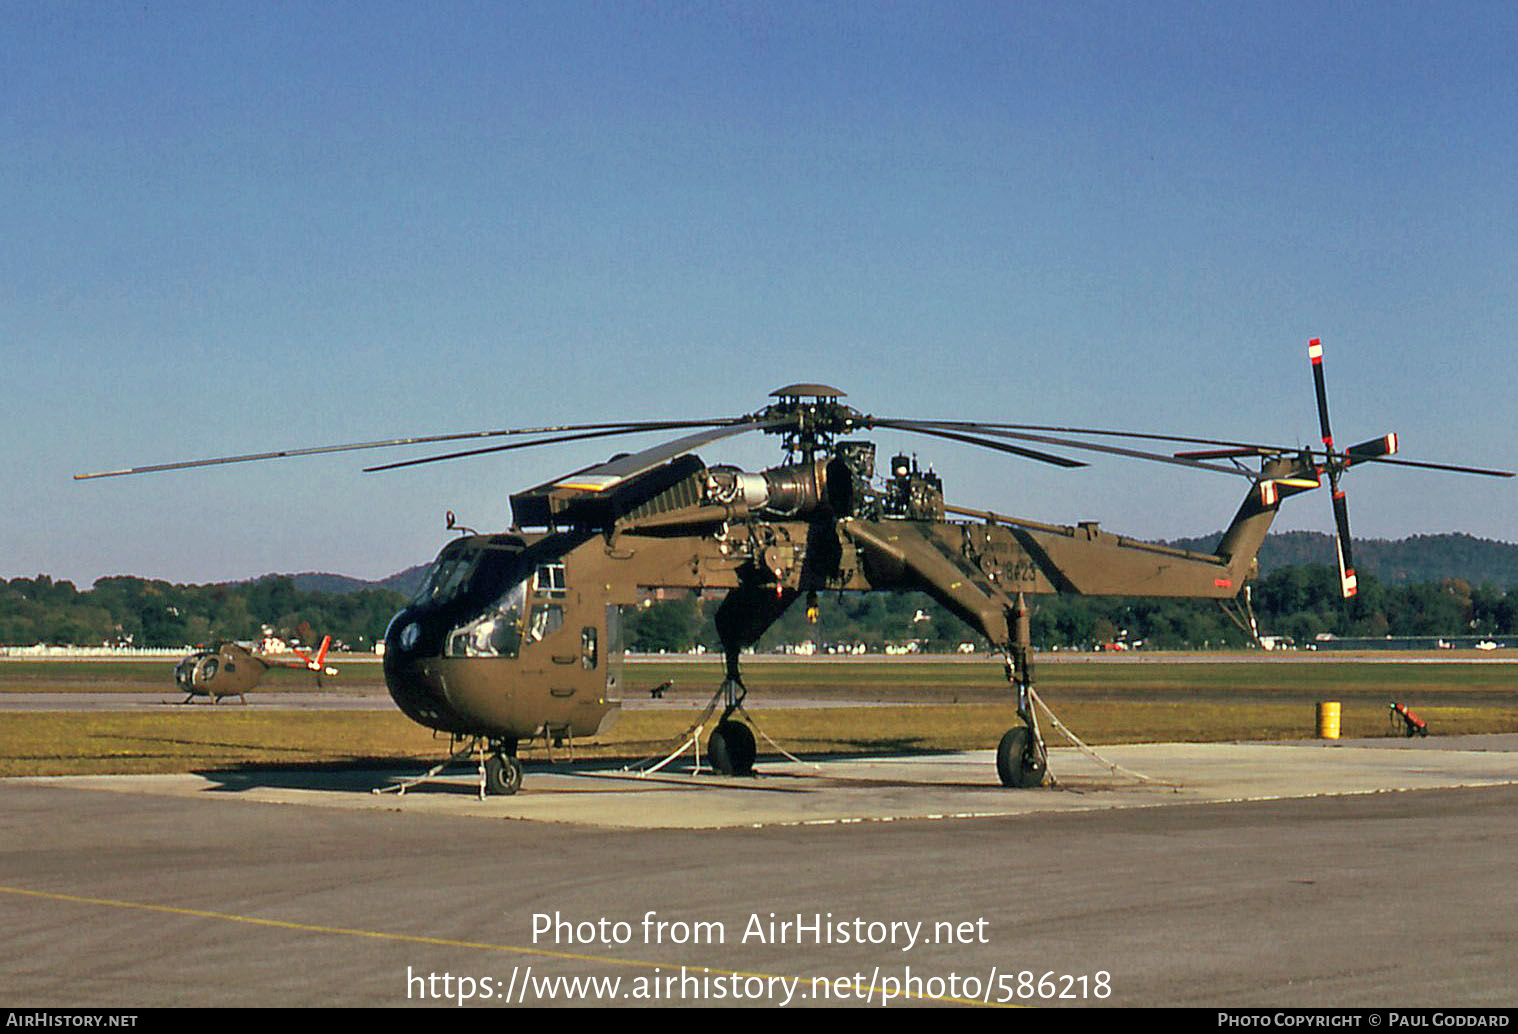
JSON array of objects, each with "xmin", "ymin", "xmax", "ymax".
[{"xmin": 1257, "ymin": 472, "xmax": 1321, "ymax": 507}]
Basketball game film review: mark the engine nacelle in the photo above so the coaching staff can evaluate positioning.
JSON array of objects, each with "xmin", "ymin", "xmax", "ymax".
[{"xmin": 706, "ymin": 454, "xmax": 864, "ymax": 519}]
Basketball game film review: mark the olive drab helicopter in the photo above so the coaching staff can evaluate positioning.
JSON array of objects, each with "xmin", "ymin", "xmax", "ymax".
[
  {"xmin": 174, "ymin": 635, "xmax": 338, "ymax": 703},
  {"xmin": 80, "ymin": 341, "xmax": 1511, "ymax": 793}
]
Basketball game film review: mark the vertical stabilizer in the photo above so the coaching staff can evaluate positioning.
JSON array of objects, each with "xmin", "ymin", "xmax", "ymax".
[{"xmin": 1215, "ymin": 455, "xmax": 1318, "ymax": 588}]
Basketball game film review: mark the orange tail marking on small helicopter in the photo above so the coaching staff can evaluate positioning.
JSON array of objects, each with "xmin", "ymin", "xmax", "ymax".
[{"xmin": 292, "ymin": 635, "xmax": 332, "ymax": 671}]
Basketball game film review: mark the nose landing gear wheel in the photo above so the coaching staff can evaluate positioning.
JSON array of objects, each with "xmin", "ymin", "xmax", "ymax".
[
  {"xmin": 996, "ymin": 727, "xmax": 1046, "ymax": 788},
  {"xmin": 708, "ymin": 720, "xmax": 757, "ymax": 776},
  {"xmin": 484, "ymin": 752, "xmax": 524, "ymax": 796}
]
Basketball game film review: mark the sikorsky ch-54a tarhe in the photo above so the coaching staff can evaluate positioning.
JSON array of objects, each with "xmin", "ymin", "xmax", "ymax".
[{"xmin": 81, "ymin": 341, "xmax": 1511, "ymax": 793}]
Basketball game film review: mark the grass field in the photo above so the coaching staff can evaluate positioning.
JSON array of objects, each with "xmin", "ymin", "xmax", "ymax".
[{"xmin": 1, "ymin": 655, "xmax": 1514, "ymax": 777}]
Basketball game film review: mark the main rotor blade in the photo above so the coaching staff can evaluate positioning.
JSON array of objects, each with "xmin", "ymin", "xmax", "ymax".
[
  {"xmin": 916, "ymin": 420, "xmax": 1513, "ymax": 479},
  {"xmin": 363, "ymin": 425, "xmax": 717, "ymax": 473},
  {"xmin": 74, "ymin": 419, "xmax": 723, "ymax": 480},
  {"xmin": 871, "ymin": 420, "xmax": 1086, "ymax": 469},
  {"xmin": 888, "ymin": 420, "xmax": 1257, "ymax": 478},
  {"xmin": 934, "ymin": 421, "xmax": 1291, "ymax": 455},
  {"xmin": 1335, "ymin": 454, "xmax": 1513, "ymax": 477},
  {"xmin": 552, "ymin": 417, "xmax": 791, "ymax": 492},
  {"xmin": 1174, "ymin": 447, "xmax": 1280, "ymax": 460}
]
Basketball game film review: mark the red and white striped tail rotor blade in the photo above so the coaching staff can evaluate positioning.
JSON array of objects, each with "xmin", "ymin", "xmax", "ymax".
[
  {"xmin": 1335, "ymin": 537, "xmax": 1358, "ymax": 598},
  {"xmin": 1331, "ymin": 488, "xmax": 1357, "ymax": 598},
  {"xmin": 1345, "ymin": 433, "xmax": 1398, "ymax": 466},
  {"xmin": 1308, "ymin": 338, "xmax": 1335, "ymax": 450}
]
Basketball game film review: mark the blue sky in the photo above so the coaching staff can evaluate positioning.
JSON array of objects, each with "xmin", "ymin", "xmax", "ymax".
[{"xmin": 4, "ymin": 1, "xmax": 1514, "ymax": 586}]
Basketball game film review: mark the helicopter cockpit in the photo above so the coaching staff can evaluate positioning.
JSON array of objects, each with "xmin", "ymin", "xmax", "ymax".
[
  {"xmin": 391, "ymin": 535, "xmax": 575, "ymax": 662},
  {"xmin": 174, "ymin": 652, "xmax": 215, "ymax": 691},
  {"xmin": 445, "ymin": 575, "xmax": 526, "ymax": 658},
  {"xmin": 382, "ymin": 532, "xmax": 615, "ymax": 748}
]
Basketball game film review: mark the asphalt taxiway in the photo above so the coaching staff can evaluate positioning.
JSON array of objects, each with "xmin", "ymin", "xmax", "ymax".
[{"xmin": 2, "ymin": 735, "xmax": 1516, "ymax": 1008}]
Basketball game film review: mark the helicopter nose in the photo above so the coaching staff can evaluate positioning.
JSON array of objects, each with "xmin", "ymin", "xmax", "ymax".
[
  {"xmin": 384, "ymin": 654, "xmax": 463, "ymax": 733},
  {"xmin": 383, "ymin": 610, "xmax": 462, "ymax": 731}
]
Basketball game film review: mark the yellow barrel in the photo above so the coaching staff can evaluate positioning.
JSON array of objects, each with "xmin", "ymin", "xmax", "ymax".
[{"xmin": 1317, "ymin": 701, "xmax": 1342, "ymax": 740}]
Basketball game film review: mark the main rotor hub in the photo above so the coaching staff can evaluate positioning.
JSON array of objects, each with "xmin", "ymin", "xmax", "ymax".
[{"xmin": 761, "ymin": 384, "xmax": 868, "ymax": 463}]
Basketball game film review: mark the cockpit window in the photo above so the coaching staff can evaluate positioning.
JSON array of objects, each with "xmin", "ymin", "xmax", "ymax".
[
  {"xmin": 534, "ymin": 562, "xmax": 567, "ymax": 597},
  {"xmin": 412, "ymin": 547, "xmax": 482, "ymax": 606},
  {"xmin": 529, "ymin": 605, "xmax": 564, "ymax": 642},
  {"xmin": 428, "ymin": 541, "xmax": 572, "ymax": 659},
  {"xmin": 447, "ymin": 578, "xmax": 527, "ymax": 658},
  {"xmin": 412, "ymin": 543, "xmax": 523, "ymax": 612}
]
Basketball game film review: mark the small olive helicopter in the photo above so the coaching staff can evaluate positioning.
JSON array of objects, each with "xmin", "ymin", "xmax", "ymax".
[
  {"xmin": 82, "ymin": 341, "xmax": 1510, "ymax": 792},
  {"xmin": 174, "ymin": 635, "xmax": 338, "ymax": 703}
]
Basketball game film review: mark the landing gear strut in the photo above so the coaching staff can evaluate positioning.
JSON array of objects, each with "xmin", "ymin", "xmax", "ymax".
[
  {"xmin": 376, "ymin": 735, "xmax": 523, "ymax": 799},
  {"xmin": 998, "ymin": 594, "xmax": 1048, "ymax": 788},
  {"xmin": 707, "ymin": 664, "xmax": 757, "ymax": 776},
  {"xmin": 707, "ymin": 580, "xmax": 794, "ymax": 778}
]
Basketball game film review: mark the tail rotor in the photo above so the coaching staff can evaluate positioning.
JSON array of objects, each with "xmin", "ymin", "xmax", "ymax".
[
  {"xmin": 1308, "ymin": 339, "xmax": 1398, "ymax": 599},
  {"xmin": 292, "ymin": 635, "xmax": 337, "ymax": 687}
]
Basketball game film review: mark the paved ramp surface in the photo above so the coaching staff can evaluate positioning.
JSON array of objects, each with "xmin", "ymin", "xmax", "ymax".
[
  {"xmin": 3, "ymin": 736, "xmax": 1515, "ymax": 1008},
  {"xmin": 14, "ymin": 735, "xmax": 1518, "ymax": 829}
]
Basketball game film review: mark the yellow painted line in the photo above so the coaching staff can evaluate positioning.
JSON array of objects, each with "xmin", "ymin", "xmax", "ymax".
[{"xmin": 0, "ymin": 884, "xmax": 1016, "ymax": 1007}]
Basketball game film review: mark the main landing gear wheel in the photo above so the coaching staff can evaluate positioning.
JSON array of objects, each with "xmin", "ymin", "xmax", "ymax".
[
  {"xmin": 996, "ymin": 727, "xmax": 1046, "ymax": 789},
  {"xmin": 709, "ymin": 720, "xmax": 757, "ymax": 776},
  {"xmin": 484, "ymin": 752, "xmax": 524, "ymax": 796}
]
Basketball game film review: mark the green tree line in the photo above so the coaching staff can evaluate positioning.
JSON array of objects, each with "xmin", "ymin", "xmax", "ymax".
[
  {"xmin": 624, "ymin": 565, "xmax": 1518, "ymax": 653},
  {"xmin": 5, "ymin": 564, "xmax": 1515, "ymax": 652},
  {"xmin": 0, "ymin": 575, "xmax": 407, "ymax": 650}
]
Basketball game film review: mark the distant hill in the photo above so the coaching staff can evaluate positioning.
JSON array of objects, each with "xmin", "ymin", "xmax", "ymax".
[
  {"xmin": 284, "ymin": 564, "xmax": 428, "ymax": 597},
  {"xmin": 281, "ymin": 573, "xmax": 374, "ymax": 594},
  {"xmin": 1162, "ymin": 531, "xmax": 1518, "ymax": 587}
]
